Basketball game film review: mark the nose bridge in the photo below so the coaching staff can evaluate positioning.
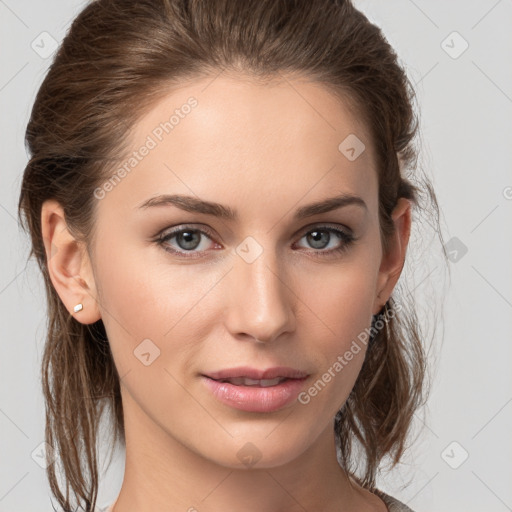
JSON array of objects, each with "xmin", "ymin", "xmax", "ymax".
[{"xmin": 225, "ymin": 242, "xmax": 295, "ymax": 343}]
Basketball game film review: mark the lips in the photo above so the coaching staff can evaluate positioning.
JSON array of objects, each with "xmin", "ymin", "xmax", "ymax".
[
  {"xmin": 201, "ymin": 366, "xmax": 309, "ymax": 413},
  {"xmin": 216, "ymin": 376, "xmax": 288, "ymax": 387}
]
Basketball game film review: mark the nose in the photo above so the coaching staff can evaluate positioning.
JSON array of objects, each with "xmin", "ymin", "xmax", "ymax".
[{"xmin": 224, "ymin": 248, "xmax": 296, "ymax": 344}]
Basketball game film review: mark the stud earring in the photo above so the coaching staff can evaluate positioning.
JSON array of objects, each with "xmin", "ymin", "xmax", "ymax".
[{"xmin": 73, "ymin": 303, "xmax": 83, "ymax": 313}]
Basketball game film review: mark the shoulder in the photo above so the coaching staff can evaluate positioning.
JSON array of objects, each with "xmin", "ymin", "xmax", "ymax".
[{"xmin": 372, "ymin": 488, "xmax": 415, "ymax": 512}]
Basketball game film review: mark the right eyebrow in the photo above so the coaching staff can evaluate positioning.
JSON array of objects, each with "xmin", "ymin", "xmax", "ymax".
[{"xmin": 136, "ymin": 194, "xmax": 238, "ymax": 220}]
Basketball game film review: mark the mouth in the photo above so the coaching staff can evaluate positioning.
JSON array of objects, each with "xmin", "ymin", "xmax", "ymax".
[
  {"xmin": 200, "ymin": 366, "xmax": 309, "ymax": 413},
  {"xmin": 212, "ymin": 376, "xmax": 290, "ymax": 387}
]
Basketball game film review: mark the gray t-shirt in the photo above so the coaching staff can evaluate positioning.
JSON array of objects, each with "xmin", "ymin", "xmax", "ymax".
[{"xmin": 374, "ymin": 488, "xmax": 415, "ymax": 512}]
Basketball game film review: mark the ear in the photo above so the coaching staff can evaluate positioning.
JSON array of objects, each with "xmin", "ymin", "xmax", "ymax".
[
  {"xmin": 372, "ymin": 197, "xmax": 412, "ymax": 316},
  {"xmin": 41, "ymin": 199, "xmax": 102, "ymax": 324}
]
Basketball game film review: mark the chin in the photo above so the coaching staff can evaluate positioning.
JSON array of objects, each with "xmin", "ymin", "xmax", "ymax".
[{"xmin": 193, "ymin": 425, "xmax": 316, "ymax": 470}]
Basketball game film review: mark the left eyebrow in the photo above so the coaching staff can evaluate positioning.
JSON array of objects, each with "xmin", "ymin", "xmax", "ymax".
[
  {"xmin": 294, "ymin": 193, "xmax": 367, "ymax": 219},
  {"xmin": 135, "ymin": 192, "xmax": 367, "ymax": 221}
]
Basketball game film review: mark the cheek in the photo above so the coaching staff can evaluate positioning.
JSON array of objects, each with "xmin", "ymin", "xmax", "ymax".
[
  {"xmin": 92, "ymin": 244, "xmax": 214, "ymax": 423},
  {"xmin": 296, "ymin": 257, "xmax": 378, "ymax": 406},
  {"xmin": 92, "ymin": 235, "xmax": 224, "ymax": 372},
  {"xmin": 302, "ymin": 252, "xmax": 377, "ymax": 338}
]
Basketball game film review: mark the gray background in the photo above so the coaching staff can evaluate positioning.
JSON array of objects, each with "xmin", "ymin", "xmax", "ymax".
[{"xmin": 1, "ymin": 1, "xmax": 511, "ymax": 511}]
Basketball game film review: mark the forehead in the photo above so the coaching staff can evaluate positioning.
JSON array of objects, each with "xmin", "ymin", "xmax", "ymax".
[
  {"xmin": 99, "ymin": 72, "xmax": 378, "ymax": 218},
  {"xmin": 131, "ymin": 71, "xmax": 372, "ymax": 156}
]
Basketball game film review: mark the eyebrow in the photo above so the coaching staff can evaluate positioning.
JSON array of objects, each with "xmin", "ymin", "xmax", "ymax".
[{"xmin": 136, "ymin": 193, "xmax": 367, "ymax": 221}]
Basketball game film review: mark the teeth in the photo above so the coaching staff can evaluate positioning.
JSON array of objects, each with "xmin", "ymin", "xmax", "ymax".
[{"xmin": 220, "ymin": 377, "xmax": 287, "ymax": 387}]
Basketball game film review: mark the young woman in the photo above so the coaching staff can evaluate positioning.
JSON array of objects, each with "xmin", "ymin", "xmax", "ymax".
[{"xmin": 18, "ymin": 1, "xmax": 445, "ymax": 511}]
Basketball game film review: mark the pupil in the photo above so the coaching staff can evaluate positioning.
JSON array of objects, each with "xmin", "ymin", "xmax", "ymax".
[
  {"xmin": 178, "ymin": 231, "xmax": 200, "ymax": 250},
  {"xmin": 308, "ymin": 230, "xmax": 329, "ymax": 249}
]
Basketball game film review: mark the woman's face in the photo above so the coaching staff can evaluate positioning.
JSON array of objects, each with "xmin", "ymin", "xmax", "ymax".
[{"xmin": 53, "ymin": 72, "xmax": 410, "ymax": 469}]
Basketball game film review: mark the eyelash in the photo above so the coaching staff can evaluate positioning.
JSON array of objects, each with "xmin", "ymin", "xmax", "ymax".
[{"xmin": 154, "ymin": 224, "xmax": 357, "ymax": 260}]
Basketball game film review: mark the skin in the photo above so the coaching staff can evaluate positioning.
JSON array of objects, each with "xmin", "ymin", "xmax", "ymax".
[{"xmin": 42, "ymin": 72, "xmax": 411, "ymax": 512}]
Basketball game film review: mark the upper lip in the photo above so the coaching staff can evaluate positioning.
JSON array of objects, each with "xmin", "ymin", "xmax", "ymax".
[{"xmin": 203, "ymin": 366, "xmax": 309, "ymax": 380}]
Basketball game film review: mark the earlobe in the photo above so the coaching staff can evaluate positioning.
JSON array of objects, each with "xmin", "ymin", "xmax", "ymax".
[
  {"xmin": 41, "ymin": 199, "xmax": 102, "ymax": 325},
  {"xmin": 372, "ymin": 197, "xmax": 412, "ymax": 316}
]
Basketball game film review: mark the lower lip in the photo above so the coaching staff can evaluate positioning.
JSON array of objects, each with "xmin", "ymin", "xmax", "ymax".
[{"xmin": 201, "ymin": 376, "xmax": 308, "ymax": 413}]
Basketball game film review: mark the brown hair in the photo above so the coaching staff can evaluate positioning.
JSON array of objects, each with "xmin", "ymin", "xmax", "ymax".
[{"xmin": 17, "ymin": 0, "xmax": 447, "ymax": 510}]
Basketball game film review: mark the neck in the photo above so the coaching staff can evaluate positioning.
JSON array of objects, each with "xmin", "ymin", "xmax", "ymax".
[{"xmin": 112, "ymin": 391, "xmax": 366, "ymax": 512}]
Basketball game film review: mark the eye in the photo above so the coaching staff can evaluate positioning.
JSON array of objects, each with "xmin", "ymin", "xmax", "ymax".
[
  {"xmin": 155, "ymin": 225, "xmax": 219, "ymax": 258},
  {"xmin": 154, "ymin": 224, "xmax": 357, "ymax": 259},
  {"xmin": 295, "ymin": 225, "xmax": 356, "ymax": 256}
]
